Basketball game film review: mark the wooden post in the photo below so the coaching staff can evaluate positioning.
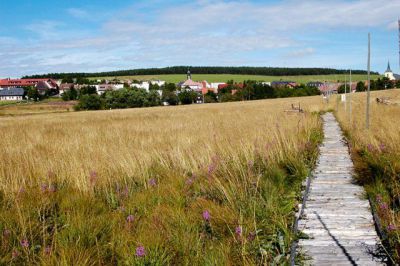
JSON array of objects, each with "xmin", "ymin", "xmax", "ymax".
[
  {"xmin": 349, "ymin": 69, "xmax": 352, "ymax": 125},
  {"xmin": 366, "ymin": 33, "xmax": 371, "ymax": 130}
]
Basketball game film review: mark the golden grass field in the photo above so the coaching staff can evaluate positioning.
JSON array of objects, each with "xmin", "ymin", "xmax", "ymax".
[
  {"xmin": 334, "ymin": 89, "xmax": 400, "ymax": 261},
  {"xmin": 1, "ymin": 90, "xmax": 399, "ymax": 264},
  {"xmin": 0, "ymin": 96, "xmax": 326, "ymax": 264}
]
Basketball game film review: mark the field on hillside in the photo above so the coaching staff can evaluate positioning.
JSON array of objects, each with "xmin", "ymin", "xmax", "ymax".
[
  {"xmin": 334, "ymin": 89, "xmax": 400, "ymax": 262},
  {"xmin": 0, "ymin": 99, "xmax": 76, "ymax": 116},
  {"xmin": 0, "ymin": 96, "xmax": 327, "ymax": 265},
  {"xmin": 90, "ymin": 74, "xmax": 381, "ymax": 83}
]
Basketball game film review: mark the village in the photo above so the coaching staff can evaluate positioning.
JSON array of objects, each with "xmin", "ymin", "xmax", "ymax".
[{"xmin": 0, "ymin": 64, "xmax": 399, "ymax": 104}]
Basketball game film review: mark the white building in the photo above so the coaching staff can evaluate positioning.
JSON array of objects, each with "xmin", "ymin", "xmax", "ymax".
[
  {"xmin": 131, "ymin": 81, "xmax": 150, "ymax": 91},
  {"xmin": 0, "ymin": 87, "xmax": 25, "ymax": 101},
  {"xmin": 384, "ymin": 61, "xmax": 396, "ymax": 80},
  {"xmin": 150, "ymin": 80, "xmax": 165, "ymax": 87}
]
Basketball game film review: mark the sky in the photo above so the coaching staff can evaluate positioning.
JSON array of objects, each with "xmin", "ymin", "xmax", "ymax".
[{"xmin": 0, "ymin": 0, "xmax": 399, "ymax": 78}]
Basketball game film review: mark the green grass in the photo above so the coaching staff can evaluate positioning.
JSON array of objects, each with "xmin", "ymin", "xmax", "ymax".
[
  {"xmin": 0, "ymin": 101, "xmax": 22, "ymax": 106},
  {"xmin": 90, "ymin": 74, "xmax": 381, "ymax": 84}
]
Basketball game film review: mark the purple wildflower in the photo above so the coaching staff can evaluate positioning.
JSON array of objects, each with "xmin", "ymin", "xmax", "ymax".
[
  {"xmin": 202, "ymin": 210, "xmax": 211, "ymax": 222},
  {"xmin": 18, "ymin": 187, "xmax": 25, "ymax": 194},
  {"xmin": 3, "ymin": 229, "xmax": 11, "ymax": 237},
  {"xmin": 12, "ymin": 250, "xmax": 19, "ymax": 259},
  {"xmin": 89, "ymin": 170, "xmax": 98, "ymax": 186},
  {"xmin": 379, "ymin": 143, "xmax": 386, "ymax": 152},
  {"xmin": 248, "ymin": 160, "xmax": 254, "ymax": 169},
  {"xmin": 44, "ymin": 246, "xmax": 52, "ymax": 255},
  {"xmin": 148, "ymin": 178, "xmax": 157, "ymax": 187},
  {"xmin": 185, "ymin": 178, "xmax": 194, "ymax": 186},
  {"xmin": 235, "ymin": 226, "xmax": 242, "ymax": 236},
  {"xmin": 41, "ymin": 184, "xmax": 48, "ymax": 192},
  {"xmin": 135, "ymin": 245, "xmax": 146, "ymax": 257},
  {"xmin": 20, "ymin": 239, "xmax": 29, "ymax": 248},
  {"xmin": 247, "ymin": 231, "xmax": 256, "ymax": 242},
  {"xmin": 367, "ymin": 144, "xmax": 375, "ymax": 152},
  {"xmin": 379, "ymin": 203, "xmax": 388, "ymax": 210},
  {"xmin": 387, "ymin": 224, "xmax": 396, "ymax": 231},
  {"xmin": 126, "ymin": 215, "xmax": 134, "ymax": 223}
]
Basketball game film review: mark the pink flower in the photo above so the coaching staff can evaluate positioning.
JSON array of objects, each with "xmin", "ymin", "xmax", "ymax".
[
  {"xmin": 235, "ymin": 226, "xmax": 242, "ymax": 236},
  {"xmin": 41, "ymin": 184, "xmax": 48, "ymax": 192},
  {"xmin": 89, "ymin": 170, "xmax": 98, "ymax": 186},
  {"xmin": 44, "ymin": 245, "xmax": 52, "ymax": 255},
  {"xmin": 12, "ymin": 250, "xmax": 19, "ymax": 258},
  {"xmin": 148, "ymin": 178, "xmax": 157, "ymax": 187},
  {"xmin": 247, "ymin": 231, "xmax": 256, "ymax": 242},
  {"xmin": 3, "ymin": 229, "xmax": 11, "ymax": 237},
  {"xmin": 126, "ymin": 215, "xmax": 134, "ymax": 223},
  {"xmin": 379, "ymin": 203, "xmax": 388, "ymax": 210},
  {"xmin": 202, "ymin": 210, "xmax": 210, "ymax": 222},
  {"xmin": 135, "ymin": 245, "xmax": 146, "ymax": 257},
  {"xmin": 387, "ymin": 224, "xmax": 396, "ymax": 231},
  {"xmin": 20, "ymin": 239, "xmax": 29, "ymax": 248}
]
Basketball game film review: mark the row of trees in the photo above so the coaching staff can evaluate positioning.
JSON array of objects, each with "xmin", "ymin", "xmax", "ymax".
[
  {"xmin": 74, "ymin": 81, "xmax": 322, "ymax": 110},
  {"xmin": 23, "ymin": 66, "xmax": 375, "ymax": 80},
  {"xmin": 338, "ymin": 77, "xmax": 400, "ymax": 93}
]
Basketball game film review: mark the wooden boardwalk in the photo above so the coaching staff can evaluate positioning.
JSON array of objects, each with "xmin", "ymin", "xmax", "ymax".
[{"xmin": 297, "ymin": 113, "xmax": 382, "ymax": 265}]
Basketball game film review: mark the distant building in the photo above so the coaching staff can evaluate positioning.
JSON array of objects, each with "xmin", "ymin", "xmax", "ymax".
[
  {"xmin": 179, "ymin": 70, "xmax": 213, "ymax": 95},
  {"xmin": 307, "ymin": 81, "xmax": 324, "ymax": 88},
  {"xmin": 150, "ymin": 80, "xmax": 166, "ymax": 87},
  {"xmin": 384, "ymin": 61, "xmax": 396, "ymax": 80},
  {"xmin": 271, "ymin": 81, "xmax": 297, "ymax": 88},
  {"xmin": 131, "ymin": 82, "xmax": 150, "ymax": 91},
  {"xmin": 0, "ymin": 78, "xmax": 58, "ymax": 89},
  {"xmin": 95, "ymin": 84, "xmax": 116, "ymax": 95},
  {"xmin": 319, "ymin": 83, "xmax": 341, "ymax": 96},
  {"xmin": 0, "ymin": 87, "xmax": 25, "ymax": 101}
]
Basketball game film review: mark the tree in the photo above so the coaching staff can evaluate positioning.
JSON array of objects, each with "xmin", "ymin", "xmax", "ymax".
[
  {"xmin": 62, "ymin": 86, "xmax": 78, "ymax": 101},
  {"xmin": 27, "ymin": 87, "xmax": 40, "ymax": 101},
  {"xmin": 162, "ymin": 90, "xmax": 179, "ymax": 105},
  {"xmin": 178, "ymin": 87, "xmax": 196, "ymax": 105},
  {"xmin": 75, "ymin": 95, "xmax": 104, "ymax": 110},
  {"xmin": 356, "ymin": 81, "xmax": 366, "ymax": 92},
  {"xmin": 79, "ymin": 86, "xmax": 97, "ymax": 97}
]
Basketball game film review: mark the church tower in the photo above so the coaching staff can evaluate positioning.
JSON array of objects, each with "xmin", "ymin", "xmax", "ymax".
[
  {"xmin": 187, "ymin": 69, "xmax": 192, "ymax": 80},
  {"xmin": 384, "ymin": 61, "xmax": 395, "ymax": 80}
]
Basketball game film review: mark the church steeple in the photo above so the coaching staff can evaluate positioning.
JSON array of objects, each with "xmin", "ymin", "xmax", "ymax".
[
  {"xmin": 386, "ymin": 61, "xmax": 392, "ymax": 73},
  {"xmin": 187, "ymin": 68, "xmax": 192, "ymax": 80}
]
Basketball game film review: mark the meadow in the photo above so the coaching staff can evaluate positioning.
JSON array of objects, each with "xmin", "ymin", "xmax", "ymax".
[
  {"xmin": 334, "ymin": 89, "xmax": 400, "ymax": 262},
  {"xmin": 0, "ymin": 99, "xmax": 75, "ymax": 116},
  {"xmin": 90, "ymin": 74, "xmax": 381, "ymax": 84},
  {"xmin": 0, "ymin": 96, "xmax": 326, "ymax": 265}
]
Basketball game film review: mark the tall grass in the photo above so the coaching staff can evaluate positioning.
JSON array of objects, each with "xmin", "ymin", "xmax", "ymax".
[
  {"xmin": 335, "ymin": 89, "xmax": 400, "ymax": 262},
  {"xmin": 0, "ymin": 97, "xmax": 325, "ymax": 264}
]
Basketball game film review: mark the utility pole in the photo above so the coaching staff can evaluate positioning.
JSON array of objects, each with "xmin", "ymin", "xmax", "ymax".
[
  {"xmin": 366, "ymin": 33, "xmax": 371, "ymax": 130},
  {"xmin": 344, "ymin": 74, "xmax": 347, "ymax": 113},
  {"xmin": 349, "ymin": 69, "xmax": 352, "ymax": 125}
]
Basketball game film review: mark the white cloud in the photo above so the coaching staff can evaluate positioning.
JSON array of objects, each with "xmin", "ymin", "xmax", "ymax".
[
  {"xmin": 2, "ymin": 0, "xmax": 400, "ymax": 76},
  {"xmin": 67, "ymin": 8, "xmax": 89, "ymax": 19}
]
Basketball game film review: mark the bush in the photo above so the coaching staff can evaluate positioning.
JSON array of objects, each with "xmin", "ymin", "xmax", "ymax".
[{"xmin": 75, "ymin": 95, "xmax": 104, "ymax": 110}]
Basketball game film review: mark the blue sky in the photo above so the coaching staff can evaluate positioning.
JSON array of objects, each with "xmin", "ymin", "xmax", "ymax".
[{"xmin": 0, "ymin": 0, "xmax": 399, "ymax": 77}]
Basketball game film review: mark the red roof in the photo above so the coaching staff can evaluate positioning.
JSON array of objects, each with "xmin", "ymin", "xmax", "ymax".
[
  {"xmin": 218, "ymin": 83, "xmax": 244, "ymax": 90},
  {"xmin": 0, "ymin": 78, "xmax": 57, "ymax": 87}
]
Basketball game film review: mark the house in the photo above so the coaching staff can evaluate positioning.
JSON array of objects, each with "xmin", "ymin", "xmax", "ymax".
[
  {"xmin": 307, "ymin": 81, "xmax": 324, "ymax": 88},
  {"xmin": 131, "ymin": 82, "xmax": 150, "ymax": 91},
  {"xmin": 211, "ymin": 82, "xmax": 226, "ymax": 92},
  {"xmin": 319, "ymin": 83, "xmax": 341, "ymax": 96},
  {"xmin": 261, "ymin": 82, "xmax": 271, "ymax": 86},
  {"xmin": 95, "ymin": 84, "xmax": 116, "ymax": 95},
  {"xmin": 59, "ymin": 83, "xmax": 75, "ymax": 96},
  {"xmin": 36, "ymin": 80, "xmax": 58, "ymax": 95},
  {"xmin": 271, "ymin": 81, "xmax": 297, "ymax": 88},
  {"xmin": 0, "ymin": 87, "xmax": 25, "ymax": 101},
  {"xmin": 150, "ymin": 80, "xmax": 166, "ymax": 87},
  {"xmin": 218, "ymin": 83, "xmax": 244, "ymax": 95},
  {"xmin": 0, "ymin": 78, "xmax": 58, "ymax": 89}
]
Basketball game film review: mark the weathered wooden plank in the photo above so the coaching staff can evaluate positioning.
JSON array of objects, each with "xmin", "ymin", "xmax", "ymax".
[{"xmin": 295, "ymin": 113, "xmax": 382, "ymax": 265}]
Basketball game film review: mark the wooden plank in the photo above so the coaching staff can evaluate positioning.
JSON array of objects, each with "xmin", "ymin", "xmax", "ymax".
[{"xmin": 295, "ymin": 112, "xmax": 383, "ymax": 265}]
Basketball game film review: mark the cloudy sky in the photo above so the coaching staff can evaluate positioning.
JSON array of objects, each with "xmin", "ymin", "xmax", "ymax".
[{"xmin": 0, "ymin": 0, "xmax": 399, "ymax": 77}]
